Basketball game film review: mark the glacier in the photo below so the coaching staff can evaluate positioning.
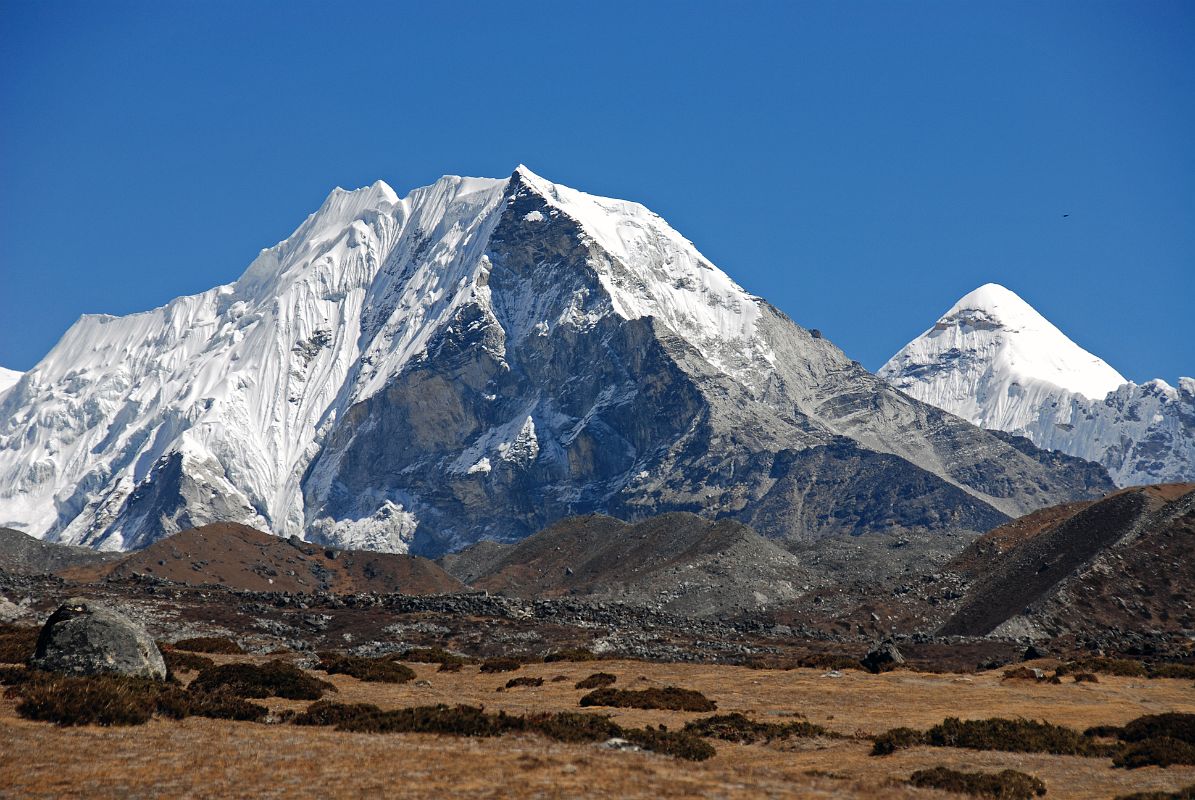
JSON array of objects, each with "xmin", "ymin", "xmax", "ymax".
[
  {"xmin": 879, "ymin": 283, "xmax": 1194, "ymax": 486},
  {"xmin": 0, "ymin": 171, "xmax": 1112, "ymax": 554}
]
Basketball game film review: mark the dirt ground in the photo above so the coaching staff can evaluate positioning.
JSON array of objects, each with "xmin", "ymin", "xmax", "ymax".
[{"xmin": 3, "ymin": 656, "xmax": 1195, "ymax": 799}]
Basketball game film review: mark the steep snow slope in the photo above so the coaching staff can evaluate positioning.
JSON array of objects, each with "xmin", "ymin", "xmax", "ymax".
[
  {"xmin": 0, "ymin": 173, "xmax": 1112, "ymax": 553},
  {"xmin": 0, "ymin": 368, "xmax": 21, "ymax": 397},
  {"xmin": 880, "ymin": 284, "xmax": 1193, "ymax": 486}
]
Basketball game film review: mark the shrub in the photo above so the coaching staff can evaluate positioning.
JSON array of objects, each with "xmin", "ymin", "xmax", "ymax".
[
  {"xmin": 683, "ymin": 712, "xmax": 828, "ymax": 743},
  {"xmin": 437, "ymin": 662, "xmax": 463, "ymax": 673},
  {"xmin": 188, "ymin": 660, "xmax": 334, "ymax": 700},
  {"xmin": 575, "ymin": 672, "xmax": 617, "ymax": 690},
  {"xmin": 907, "ymin": 766, "xmax": 1046, "ymax": 799},
  {"xmin": 12, "ymin": 672, "xmax": 268, "ymax": 726},
  {"xmin": 0, "ymin": 665, "xmax": 29, "ymax": 685},
  {"xmin": 318, "ymin": 654, "xmax": 416, "ymax": 684},
  {"xmin": 161, "ymin": 649, "xmax": 215, "ymax": 675},
  {"xmin": 796, "ymin": 653, "xmax": 862, "ymax": 671},
  {"xmin": 1002, "ymin": 667, "xmax": 1047, "ymax": 682},
  {"xmin": 0, "ymin": 624, "xmax": 39, "ymax": 664},
  {"xmin": 479, "ymin": 658, "xmax": 522, "ymax": 674},
  {"xmin": 543, "ymin": 648, "xmax": 600, "ymax": 663},
  {"xmin": 872, "ymin": 727, "xmax": 926, "ymax": 755},
  {"xmin": 291, "ymin": 700, "xmax": 384, "ymax": 727},
  {"xmin": 159, "ymin": 687, "xmax": 268, "ymax": 722},
  {"xmin": 1073, "ymin": 672, "xmax": 1099, "ymax": 683},
  {"xmin": 15, "ymin": 674, "xmax": 163, "ymax": 726},
  {"xmin": 337, "ymin": 703, "xmax": 513, "ymax": 736},
  {"xmin": 1120, "ymin": 713, "xmax": 1195, "ymax": 745},
  {"xmin": 1114, "ymin": 737, "xmax": 1195, "ymax": 769},
  {"xmin": 504, "ymin": 676, "xmax": 543, "ymax": 689},
  {"xmin": 624, "ymin": 725, "xmax": 716, "ymax": 761},
  {"xmin": 579, "ymin": 686, "xmax": 716, "ymax": 712},
  {"xmin": 923, "ymin": 717, "xmax": 1111, "ymax": 756},
  {"xmin": 524, "ymin": 711, "xmax": 621, "ymax": 743},
  {"xmin": 170, "ymin": 636, "xmax": 245, "ymax": 654},
  {"xmin": 399, "ymin": 648, "xmax": 476, "ymax": 667}
]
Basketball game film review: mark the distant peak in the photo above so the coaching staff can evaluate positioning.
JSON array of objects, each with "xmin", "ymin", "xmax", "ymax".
[{"xmin": 948, "ymin": 283, "xmax": 1042, "ymax": 325}]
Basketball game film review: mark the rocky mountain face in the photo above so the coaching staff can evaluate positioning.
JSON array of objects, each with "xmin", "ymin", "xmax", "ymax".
[
  {"xmin": 880, "ymin": 283, "xmax": 1194, "ymax": 487},
  {"xmin": 0, "ymin": 169, "xmax": 1112, "ymax": 555}
]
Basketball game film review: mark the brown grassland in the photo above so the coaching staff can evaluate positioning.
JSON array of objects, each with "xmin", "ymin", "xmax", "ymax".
[{"xmin": 3, "ymin": 654, "xmax": 1195, "ymax": 799}]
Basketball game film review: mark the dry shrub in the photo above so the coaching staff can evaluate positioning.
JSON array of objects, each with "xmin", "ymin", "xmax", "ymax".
[
  {"xmin": 872, "ymin": 727, "xmax": 926, "ymax": 755},
  {"xmin": 579, "ymin": 686, "xmax": 716, "ymax": 712},
  {"xmin": 796, "ymin": 653, "xmax": 862, "ymax": 672},
  {"xmin": 291, "ymin": 700, "xmax": 384, "ymax": 727},
  {"xmin": 908, "ymin": 766, "xmax": 1046, "ymax": 799},
  {"xmin": 159, "ymin": 687, "xmax": 269, "ymax": 722},
  {"xmin": 504, "ymin": 676, "xmax": 543, "ymax": 689},
  {"xmin": 925, "ymin": 717, "xmax": 1112, "ymax": 756},
  {"xmin": 479, "ymin": 657, "xmax": 522, "ymax": 674},
  {"xmin": 188, "ymin": 660, "xmax": 334, "ymax": 700},
  {"xmin": 874, "ymin": 718, "xmax": 1114, "ymax": 757},
  {"xmin": 683, "ymin": 712, "xmax": 828, "ymax": 743},
  {"xmin": 400, "ymin": 648, "xmax": 476, "ymax": 667},
  {"xmin": 15, "ymin": 674, "xmax": 163, "ymax": 726},
  {"xmin": 289, "ymin": 701, "xmax": 708, "ymax": 760},
  {"xmin": 12, "ymin": 672, "xmax": 267, "ymax": 726},
  {"xmin": 523, "ymin": 711, "xmax": 622, "ymax": 743},
  {"xmin": 624, "ymin": 725, "xmax": 716, "ymax": 761},
  {"xmin": 318, "ymin": 654, "xmax": 416, "ymax": 684},
  {"xmin": 575, "ymin": 672, "xmax": 617, "ymax": 690},
  {"xmin": 0, "ymin": 624, "xmax": 39, "ymax": 664},
  {"xmin": 437, "ymin": 662, "xmax": 463, "ymax": 673},
  {"xmin": 543, "ymin": 648, "xmax": 599, "ymax": 662},
  {"xmin": 161, "ymin": 648, "xmax": 215, "ymax": 674},
  {"xmin": 1002, "ymin": 667, "xmax": 1047, "ymax": 682},
  {"xmin": 1114, "ymin": 737, "xmax": 1195, "ymax": 769},
  {"xmin": 170, "ymin": 636, "xmax": 245, "ymax": 654},
  {"xmin": 1073, "ymin": 672, "xmax": 1099, "ymax": 683},
  {"xmin": 0, "ymin": 665, "xmax": 29, "ymax": 685},
  {"xmin": 1120, "ymin": 713, "xmax": 1195, "ymax": 744}
]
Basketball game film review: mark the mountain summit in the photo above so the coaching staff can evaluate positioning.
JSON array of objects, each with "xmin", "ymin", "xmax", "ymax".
[
  {"xmin": 880, "ymin": 283, "xmax": 1193, "ymax": 486},
  {"xmin": 0, "ymin": 171, "xmax": 1110, "ymax": 553}
]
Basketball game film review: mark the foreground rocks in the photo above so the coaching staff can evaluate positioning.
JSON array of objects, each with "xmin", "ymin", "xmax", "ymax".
[{"xmin": 29, "ymin": 598, "xmax": 166, "ymax": 679}]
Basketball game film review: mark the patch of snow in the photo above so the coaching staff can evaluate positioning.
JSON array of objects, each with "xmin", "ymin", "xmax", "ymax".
[{"xmin": 0, "ymin": 367, "xmax": 21, "ymax": 396}]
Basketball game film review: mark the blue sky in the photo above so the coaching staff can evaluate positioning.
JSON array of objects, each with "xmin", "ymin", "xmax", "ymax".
[{"xmin": 1, "ymin": 1, "xmax": 1191, "ymax": 381}]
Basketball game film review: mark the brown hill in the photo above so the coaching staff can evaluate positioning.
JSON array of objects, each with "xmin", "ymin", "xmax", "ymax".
[
  {"xmin": 454, "ymin": 512, "xmax": 814, "ymax": 617},
  {"xmin": 65, "ymin": 523, "xmax": 462, "ymax": 595},
  {"xmin": 939, "ymin": 483, "xmax": 1195, "ymax": 637}
]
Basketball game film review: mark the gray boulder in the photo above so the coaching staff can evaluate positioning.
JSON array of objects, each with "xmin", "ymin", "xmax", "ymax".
[
  {"xmin": 29, "ymin": 598, "xmax": 166, "ymax": 679},
  {"xmin": 860, "ymin": 639, "xmax": 906, "ymax": 674}
]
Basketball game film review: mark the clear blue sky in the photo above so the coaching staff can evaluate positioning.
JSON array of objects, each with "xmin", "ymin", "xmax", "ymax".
[{"xmin": 1, "ymin": 1, "xmax": 1191, "ymax": 382}]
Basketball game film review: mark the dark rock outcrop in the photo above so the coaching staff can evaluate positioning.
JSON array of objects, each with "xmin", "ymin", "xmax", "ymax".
[{"xmin": 861, "ymin": 639, "xmax": 905, "ymax": 673}]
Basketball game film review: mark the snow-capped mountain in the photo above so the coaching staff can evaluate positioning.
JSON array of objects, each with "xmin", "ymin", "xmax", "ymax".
[
  {"xmin": 0, "ymin": 170, "xmax": 1111, "ymax": 554},
  {"xmin": 0, "ymin": 368, "xmax": 21, "ymax": 397},
  {"xmin": 880, "ymin": 283, "xmax": 1193, "ymax": 486}
]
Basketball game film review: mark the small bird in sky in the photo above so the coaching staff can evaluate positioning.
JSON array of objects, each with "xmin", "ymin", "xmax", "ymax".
[{"xmin": 1062, "ymin": 213, "xmax": 1070, "ymax": 218}]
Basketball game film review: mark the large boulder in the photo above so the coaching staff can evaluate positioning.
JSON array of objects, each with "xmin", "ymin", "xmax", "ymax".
[
  {"xmin": 860, "ymin": 639, "xmax": 906, "ymax": 674},
  {"xmin": 29, "ymin": 598, "xmax": 166, "ymax": 679}
]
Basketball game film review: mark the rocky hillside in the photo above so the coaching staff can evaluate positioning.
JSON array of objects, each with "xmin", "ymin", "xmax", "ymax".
[
  {"xmin": 938, "ymin": 483, "xmax": 1195, "ymax": 638},
  {"xmin": 0, "ymin": 171, "xmax": 1112, "ymax": 556},
  {"xmin": 445, "ymin": 512, "xmax": 814, "ymax": 618}
]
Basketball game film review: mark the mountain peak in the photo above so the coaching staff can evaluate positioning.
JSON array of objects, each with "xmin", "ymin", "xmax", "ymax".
[{"xmin": 888, "ymin": 282, "xmax": 1127, "ymax": 404}]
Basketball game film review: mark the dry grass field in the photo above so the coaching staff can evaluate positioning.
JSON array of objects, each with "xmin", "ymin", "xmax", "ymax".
[{"xmin": 3, "ymin": 655, "xmax": 1195, "ymax": 799}]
